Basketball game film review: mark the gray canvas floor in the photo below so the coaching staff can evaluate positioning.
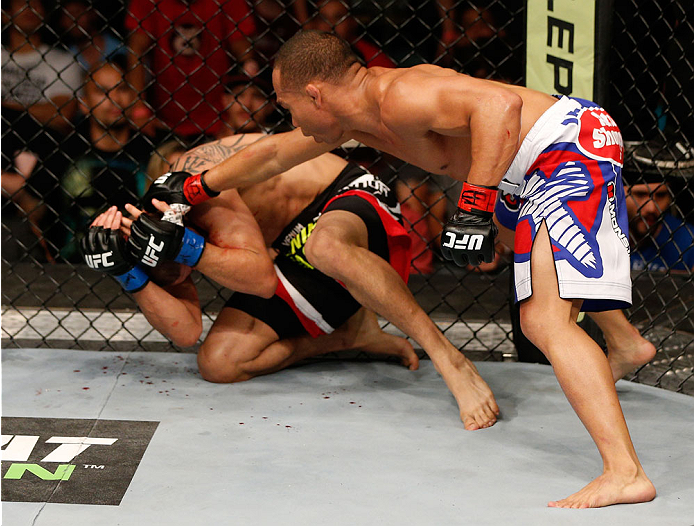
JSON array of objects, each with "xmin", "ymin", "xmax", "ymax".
[{"xmin": 2, "ymin": 349, "xmax": 694, "ymax": 526}]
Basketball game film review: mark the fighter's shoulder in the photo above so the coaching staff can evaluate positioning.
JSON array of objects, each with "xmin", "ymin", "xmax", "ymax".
[
  {"xmin": 174, "ymin": 133, "xmax": 267, "ymax": 173},
  {"xmin": 381, "ymin": 65, "xmax": 462, "ymax": 102},
  {"xmin": 189, "ymin": 187, "xmax": 248, "ymax": 229}
]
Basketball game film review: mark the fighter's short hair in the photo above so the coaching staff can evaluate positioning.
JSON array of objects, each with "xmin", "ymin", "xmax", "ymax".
[
  {"xmin": 274, "ymin": 30, "xmax": 359, "ymax": 90},
  {"xmin": 622, "ymin": 139, "xmax": 694, "ymax": 186}
]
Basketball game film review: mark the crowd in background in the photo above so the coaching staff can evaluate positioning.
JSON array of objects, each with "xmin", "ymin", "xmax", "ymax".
[{"xmin": 2, "ymin": 0, "xmax": 692, "ymax": 274}]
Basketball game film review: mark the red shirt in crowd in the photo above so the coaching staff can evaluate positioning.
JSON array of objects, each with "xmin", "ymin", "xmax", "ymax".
[
  {"xmin": 125, "ymin": 0, "xmax": 256, "ymax": 137},
  {"xmin": 353, "ymin": 39, "xmax": 396, "ymax": 69}
]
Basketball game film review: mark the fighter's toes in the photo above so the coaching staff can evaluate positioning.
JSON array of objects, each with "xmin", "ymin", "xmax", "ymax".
[{"xmin": 463, "ymin": 416, "xmax": 480, "ymax": 431}]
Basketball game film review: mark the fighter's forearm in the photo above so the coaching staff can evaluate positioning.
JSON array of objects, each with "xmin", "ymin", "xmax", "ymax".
[
  {"xmin": 203, "ymin": 129, "xmax": 340, "ymax": 192},
  {"xmin": 465, "ymin": 91, "xmax": 522, "ymax": 188},
  {"xmin": 133, "ymin": 279, "xmax": 203, "ymax": 347},
  {"xmin": 195, "ymin": 243, "xmax": 277, "ymax": 299}
]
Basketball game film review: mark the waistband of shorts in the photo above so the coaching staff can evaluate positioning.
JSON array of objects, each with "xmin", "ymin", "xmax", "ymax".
[{"xmin": 499, "ymin": 95, "xmax": 581, "ymax": 194}]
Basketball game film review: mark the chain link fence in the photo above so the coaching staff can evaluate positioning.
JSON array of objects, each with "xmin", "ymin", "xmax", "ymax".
[{"xmin": 2, "ymin": 0, "xmax": 692, "ymax": 395}]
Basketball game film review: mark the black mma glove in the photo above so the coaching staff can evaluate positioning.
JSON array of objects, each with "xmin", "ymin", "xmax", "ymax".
[
  {"xmin": 81, "ymin": 226, "xmax": 150, "ymax": 292},
  {"xmin": 441, "ymin": 182, "xmax": 499, "ymax": 267},
  {"xmin": 127, "ymin": 214, "xmax": 206, "ymax": 268},
  {"xmin": 142, "ymin": 170, "xmax": 219, "ymax": 213}
]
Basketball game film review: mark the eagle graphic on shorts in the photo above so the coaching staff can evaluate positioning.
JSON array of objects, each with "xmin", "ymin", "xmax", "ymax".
[{"xmin": 518, "ymin": 160, "xmax": 604, "ymax": 277}]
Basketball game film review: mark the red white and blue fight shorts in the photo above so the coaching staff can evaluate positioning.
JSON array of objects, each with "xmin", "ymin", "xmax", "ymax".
[{"xmin": 494, "ymin": 96, "xmax": 631, "ymax": 311}]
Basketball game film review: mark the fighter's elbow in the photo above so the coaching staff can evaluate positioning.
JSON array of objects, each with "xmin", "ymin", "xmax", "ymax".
[
  {"xmin": 256, "ymin": 272, "xmax": 278, "ymax": 299},
  {"xmin": 506, "ymin": 93, "xmax": 523, "ymax": 121},
  {"xmin": 499, "ymin": 91, "xmax": 523, "ymax": 120},
  {"xmin": 170, "ymin": 324, "xmax": 203, "ymax": 348}
]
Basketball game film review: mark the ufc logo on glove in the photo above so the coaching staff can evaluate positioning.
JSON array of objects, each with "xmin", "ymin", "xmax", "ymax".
[
  {"xmin": 84, "ymin": 251, "xmax": 114, "ymax": 269},
  {"xmin": 142, "ymin": 235, "xmax": 165, "ymax": 267},
  {"xmin": 442, "ymin": 232, "xmax": 484, "ymax": 251}
]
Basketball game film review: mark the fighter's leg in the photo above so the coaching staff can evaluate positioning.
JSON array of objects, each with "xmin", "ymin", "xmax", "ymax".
[
  {"xmin": 588, "ymin": 310, "xmax": 656, "ymax": 382},
  {"xmin": 520, "ymin": 222, "xmax": 655, "ymax": 508},
  {"xmin": 304, "ymin": 209, "xmax": 499, "ymax": 430},
  {"xmin": 496, "ymin": 215, "xmax": 655, "ymax": 382},
  {"xmin": 198, "ymin": 306, "xmax": 417, "ymax": 383}
]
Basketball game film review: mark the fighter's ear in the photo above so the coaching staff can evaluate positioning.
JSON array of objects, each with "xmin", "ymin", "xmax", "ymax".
[{"xmin": 306, "ymin": 84, "xmax": 322, "ymax": 107}]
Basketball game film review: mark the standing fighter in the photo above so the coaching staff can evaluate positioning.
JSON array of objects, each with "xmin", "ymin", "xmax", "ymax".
[
  {"xmin": 82, "ymin": 133, "xmax": 499, "ymax": 430},
  {"xmin": 146, "ymin": 31, "xmax": 656, "ymax": 509}
]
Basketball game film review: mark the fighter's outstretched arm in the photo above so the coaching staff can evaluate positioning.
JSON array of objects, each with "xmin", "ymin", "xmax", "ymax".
[{"xmin": 203, "ymin": 128, "xmax": 344, "ymax": 191}]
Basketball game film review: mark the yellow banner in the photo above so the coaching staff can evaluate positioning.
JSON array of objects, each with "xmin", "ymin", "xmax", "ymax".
[{"xmin": 526, "ymin": 0, "xmax": 595, "ymax": 99}]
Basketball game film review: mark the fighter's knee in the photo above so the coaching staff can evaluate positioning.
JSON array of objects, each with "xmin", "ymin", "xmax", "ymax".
[
  {"xmin": 197, "ymin": 342, "xmax": 247, "ymax": 383},
  {"xmin": 519, "ymin": 302, "xmax": 550, "ymax": 350},
  {"xmin": 304, "ymin": 229, "xmax": 344, "ymax": 272}
]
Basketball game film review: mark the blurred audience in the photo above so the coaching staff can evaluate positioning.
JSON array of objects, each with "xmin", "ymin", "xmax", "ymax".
[
  {"xmin": 218, "ymin": 73, "xmax": 278, "ymax": 136},
  {"xmin": 60, "ymin": 61, "xmax": 152, "ymax": 260},
  {"xmin": 435, "ymin": 1, "xmax": 520, "ymax": 81},
  {"xmin": 124, "ymin": 0, "xmax": 257, "ymax": 142},
  {"xmin": 2, "ymin": 0, "xmax": 83, "ymax": 262},
  {"xmin": 395, "ymin": 165, "xmax": 449, "ymax": 275},
  {"xmin": 251, "ymin": 0, "xmax": 305, "ymax": 66},
  {"xmin": 57, "ymin": 0, "xmax": 127, "ymax": 73},
  {"xmin": 309, "ymin": 0, "xmax": 396, "ymax": 68},
  {"xmin": 623, "ymin": 140, "xmax": 694, "ymax": 272},
  {"xmin": 146, "ymin": 140, "xmax": 189, "ymax": 185},
  {"xmin": 2, "ymin": 0, "xmax": 81, "ymax": 132}
]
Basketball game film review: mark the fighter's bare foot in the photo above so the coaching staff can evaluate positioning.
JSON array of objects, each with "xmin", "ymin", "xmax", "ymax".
[
  {"xmin": 548, "ymin": 471, "xmax": 656, "ymax": 508},
  {"xmin": 341, "ymin": 309, "xmax": 419, "ymax": 370},
  {"xmin": 441, "ymin": 352, "xmax": 499, "ymax": 430},
  {"xmin": 606, "ymin": 326, "xmax": 657, "ymax": 382}
]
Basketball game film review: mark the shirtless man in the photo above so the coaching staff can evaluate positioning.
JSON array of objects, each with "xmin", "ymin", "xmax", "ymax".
[
  {"xmin": 81, "ymin": 133, "xmax": 499, "ymax": 431},
  {"xmin": 145, "ymin": 31, "xmax": 656, "ymax": 509}
]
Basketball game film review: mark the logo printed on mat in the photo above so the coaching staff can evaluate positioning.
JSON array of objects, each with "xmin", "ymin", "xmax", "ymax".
[{"xmin": 1, "ymin": 417, "xmax": 158, "ymax": 506}]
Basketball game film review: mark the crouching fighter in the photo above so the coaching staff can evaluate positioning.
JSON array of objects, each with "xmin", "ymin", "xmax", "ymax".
[{"xmin": 81, "ymin": 133, "xmax": 499, "ymax": 430}]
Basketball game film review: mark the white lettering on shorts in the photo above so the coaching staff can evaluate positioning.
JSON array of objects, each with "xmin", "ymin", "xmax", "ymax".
[{"xmin": 606, "ymin": 181, "xmax": 630, "ymax": 254}]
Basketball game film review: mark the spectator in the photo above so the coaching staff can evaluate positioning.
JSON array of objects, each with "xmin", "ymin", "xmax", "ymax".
[
  {"xmin": 124, "ymin": 0, "xmax": 257, "ymax": 142},
  {"xmin": 395, "ymin": 164, "xmax": 449, "ymax": 275},
  {"xmin": 309, "ymin": 0, "xmax": 396, "ymax": 68},
  {"xmin": 57, "ymin": 0, "xmax": 127, "ymax": 73},
  {"xmin": 623, "ymin": 140, "xmax": 694, "ymax": 272},
  {"xmin": 1, "ymin": 149, "xmax": 55, "ymax": 262},
  {"xmin": 250, "ymin": 0, "xmax": 304, "ymax": 66},
  {"xmin": 2, "ymin": 0, "xmax": 82, "ymax": 132},
  {"xmin": 60, "ymin": 61, "xmax": 152, "ymax": 260},
  {"xmin": 435, "ymin": 1, "xmax": 520, "ymax": 81},
  {"xmin": 2, "ymin": 0, "xmax": 82, "ymax": 262},
  {"xmin": 146, "ymin": 140, "xmax": 189, "ymax": 185},
  {"xmin": 218, "ymin": 73, "xmax": 278, "ymax": 136}
]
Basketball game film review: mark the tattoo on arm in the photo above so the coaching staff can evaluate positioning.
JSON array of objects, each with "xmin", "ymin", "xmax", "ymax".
[{"xmin": 173, "ymin": 135, "xmax": 252, "ymax": 173}]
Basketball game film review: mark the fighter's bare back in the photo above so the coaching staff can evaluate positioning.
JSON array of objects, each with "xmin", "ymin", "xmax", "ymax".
[{"xmin": 342, "ymin": 65, "xmax": 559, "ymax": 179}]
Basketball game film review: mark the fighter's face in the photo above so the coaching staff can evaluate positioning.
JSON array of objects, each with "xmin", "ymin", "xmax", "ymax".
[
  {"xmin": 624, "ymin": 182, "xmax": 672, "ymax": 240},
  {"xmin": 273, "ymin": 69, "xmax": 343, "ymax": 144}
]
